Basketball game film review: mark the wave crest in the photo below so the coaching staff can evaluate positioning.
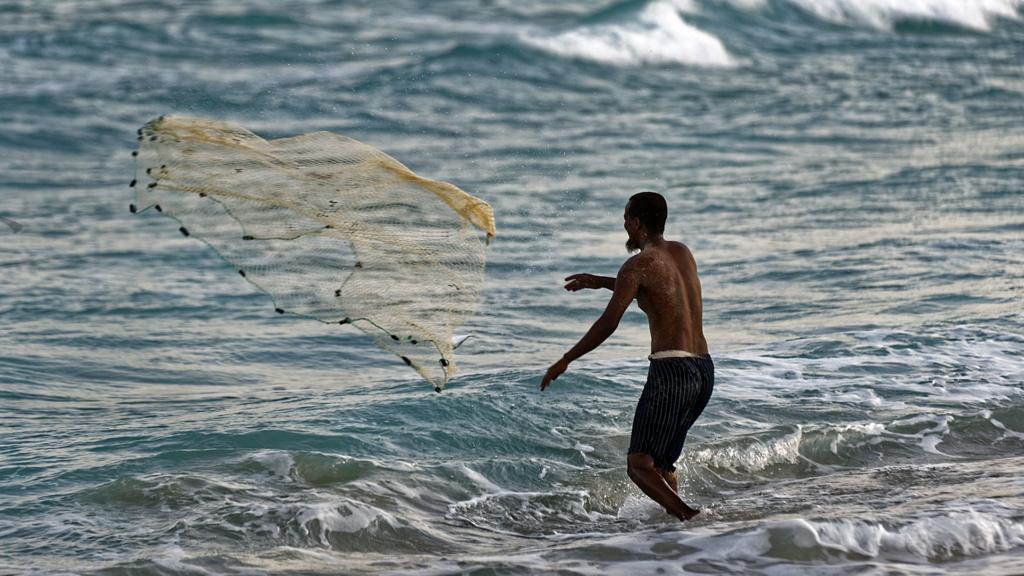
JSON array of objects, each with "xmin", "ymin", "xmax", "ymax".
[
  {"xmin": 520, "ymin": 1, "xmax": 733, "ymax": 67},
  {"xmin": 688, "ymin": 427, "xmax": 804, "ymax": 473},
  {"xmin": 776, "ymin": 511, "xmax": 1024, "ymax": 561},
  {"xmin": 733, "ymin": 0, "xmax": 1023, "ymax": 31}
]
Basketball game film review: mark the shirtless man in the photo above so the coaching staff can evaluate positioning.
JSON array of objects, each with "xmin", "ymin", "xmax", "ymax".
[{"xmin": 540, "ymin": 191, "xmax": 713, "ymax": 522}]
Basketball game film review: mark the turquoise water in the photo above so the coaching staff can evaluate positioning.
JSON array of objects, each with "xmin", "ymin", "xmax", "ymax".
[{"xmin": 2, "ymin": 0, "xmax": 1024, "ymax": 573}]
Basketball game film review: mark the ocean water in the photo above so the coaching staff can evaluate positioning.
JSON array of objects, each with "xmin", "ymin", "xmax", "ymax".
[{"xmin": 2, "ymin": 0, "xmax": 1023, "ymax": 573}]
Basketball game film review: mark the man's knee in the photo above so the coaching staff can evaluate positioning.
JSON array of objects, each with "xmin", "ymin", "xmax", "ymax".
[{"xmin": 627, "ymin": 452, "xmax": 656, "ymax": 476}]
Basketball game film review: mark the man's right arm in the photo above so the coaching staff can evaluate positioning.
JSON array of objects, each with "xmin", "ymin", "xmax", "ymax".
[
  {"xmin": 551, "ymin": 261, "xmax": 641, "ymax": 372},
  {"xmin": 564, "ymin": 274, "xmax": 615, "ymax": 291}
]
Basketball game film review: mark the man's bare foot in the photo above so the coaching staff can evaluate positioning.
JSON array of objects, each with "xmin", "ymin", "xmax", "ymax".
[{"xmin": 668, "ymin": 507, "xmax": 700, "ymax": 522}]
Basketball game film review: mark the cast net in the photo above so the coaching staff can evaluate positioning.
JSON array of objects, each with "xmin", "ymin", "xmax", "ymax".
[{"xmin": 129, "ymin": 115, "xmax": 495, "ymax": 391}]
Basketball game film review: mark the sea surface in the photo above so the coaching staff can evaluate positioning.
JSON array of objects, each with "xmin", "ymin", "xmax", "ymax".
[{"xmin": 2, "ymin": 0, "xmax": 1023, "ymax": 574}]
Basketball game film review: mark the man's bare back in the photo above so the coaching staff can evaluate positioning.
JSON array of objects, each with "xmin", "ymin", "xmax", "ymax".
[
  {"xmin": 560, "ymin": 240, "xmax": 707, "ymax": 353},
  {"xmin": 629, "ymin": 240, "xmax": 708, "ymax": 356}
]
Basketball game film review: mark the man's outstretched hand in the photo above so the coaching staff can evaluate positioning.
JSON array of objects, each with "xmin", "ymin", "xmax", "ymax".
[
  {"xmin": 540, "ymin": 357, "xmax": 570, "ymax": 391},
  {"xmin": 564, "ymin": 273, "xmax": 600, "ymax": 291}
]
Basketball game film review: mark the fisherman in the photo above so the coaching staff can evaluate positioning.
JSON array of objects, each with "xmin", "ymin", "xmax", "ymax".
[{"xmin": 540, "ymin": 191, "xmax": 713, "ymax": 521}]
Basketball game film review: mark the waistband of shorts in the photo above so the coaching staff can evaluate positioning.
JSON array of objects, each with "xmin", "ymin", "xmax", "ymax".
[{"xmin": 648, "ymin": 350, "xmax": 712, "ymax": 361}]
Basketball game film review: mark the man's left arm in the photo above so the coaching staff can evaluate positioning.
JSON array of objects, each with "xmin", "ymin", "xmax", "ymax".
[{"xmin": 540, "ymin": 261, "xmax": 641, "ymax": 390}]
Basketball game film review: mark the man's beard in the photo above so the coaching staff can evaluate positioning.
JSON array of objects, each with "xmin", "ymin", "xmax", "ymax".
[{"xmin": 626, "ymin": 236, "xmax": 639, "ymax": 253}]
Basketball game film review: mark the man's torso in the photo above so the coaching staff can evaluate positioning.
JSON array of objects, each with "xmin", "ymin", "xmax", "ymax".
[{"xmin": 632, "ymin": 241, "xmax": 708, "ymax": 356}]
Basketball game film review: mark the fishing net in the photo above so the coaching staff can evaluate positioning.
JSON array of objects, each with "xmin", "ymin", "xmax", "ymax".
[{"xmin": 129, "ymin": 115, "xmax": 495, "ymax": 391}]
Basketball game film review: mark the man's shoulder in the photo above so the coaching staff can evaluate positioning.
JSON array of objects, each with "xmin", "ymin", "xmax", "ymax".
[
  {"xmin": 622, "ymin": 250, "xmax": 655, "ymax": 266},
  {"xmin": 665, "ymin": 241, "xmax": 695, "ymax": 264},
  {"xmin": 667, "ymin": 240, "xmax": 691, "ymax": 253},
  {"xmin": 618, "ymin": 253, "xmax": 648, "ymax": 275},
  {"xmin": 619, "ymin": 251, "xmax": 661, "ymax": 281}
]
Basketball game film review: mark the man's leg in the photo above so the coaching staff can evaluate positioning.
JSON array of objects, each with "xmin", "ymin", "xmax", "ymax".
[
  {"xmin": 660, "ymin": 469, "xmax": 678, "ymax": 493},
  {"xmin": 627, "ymin": 453, "xmax": 699, "ymax": 521}
]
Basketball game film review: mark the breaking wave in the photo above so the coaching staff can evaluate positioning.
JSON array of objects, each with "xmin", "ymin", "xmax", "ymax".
[
  {"xmin": 739, "ymin": 0, "xmax": 1024, "ymax": 31},
  {"xmin": 520, "ymin": 0, "xmax": 733, "ymax": 67},
  {"xmin": 772, "ymin": 511, "xmax": 1024, "ymax": 561},
  {"xmin": 515, "ymin": 0, "xmax": 1021, "ymax": 69}
]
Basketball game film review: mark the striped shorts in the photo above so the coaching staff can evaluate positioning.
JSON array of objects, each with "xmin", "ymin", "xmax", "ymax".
[{"xmin": 627, "ymin": 355, "xmax": 714, "ymax": 472}]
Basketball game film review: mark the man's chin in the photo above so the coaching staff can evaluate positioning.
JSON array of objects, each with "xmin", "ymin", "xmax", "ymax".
[{"xmin": 625, "ymin": 241, "xmax": 639, "ymax": 253}]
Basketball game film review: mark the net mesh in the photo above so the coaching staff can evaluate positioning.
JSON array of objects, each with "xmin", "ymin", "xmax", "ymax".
[{"xmin": 129, "ymin": 115, "xmax": 495, "ymax": 391}]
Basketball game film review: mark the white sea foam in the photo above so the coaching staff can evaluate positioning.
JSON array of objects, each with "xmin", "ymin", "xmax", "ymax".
[
  {"xmin": 521, "ymin": 1, "xmax": 733, "ymax": 67},
  {"xmin": 723, "ymin": 327, "xmax": 1024, "ymax": 408},
  {"xmin": 821, "ymin": 387, "xmax": 905, "ymax": 409},
  {"xmin": 460, "ymin": 464, "xmax": 504, "ymax": 493},
  {"xmin": 615, "ymin": 493, "xmax": 670, "ymax": 521},
  {"xmin": 448, "ymin": 487, "xmax": 613, "ymax": 532},
  {"xmin": 885, "ymin": 413, "xmax": 954, "ymax": 455},
  {"xmin": 574, "ymin": 441, "xmax": 596, "ymax": 453},
  {"xmin": 238, "ymin": 497, "xmax": 396, "ymax": 545},
  {"xmin": 786, "ymin": 511, "xmax": 1024, "ymax": 560},
  {"xmin": 294, "ymin": 500, "xmax": 387, "ymax": 540},
  {"xmin": 151, "ymin": 545, "xmax": 221, "ymax": 576},
  {"xmin": 810, "ymin": 414, "xmax": 956, "ymax": 459},
  {"xmin": 249, "ymin": 450, "xmax": 295, "ymax": 478},
  {"xmin": 687, "ymin": 412, "xmax": 966, "ymax": 471},
  {"xmin": 726, "ymin": 0, "xmax": 1023, "ymax": 31},
  {"xmin": 825, "ymin": 422, "xmax": 885, "ymax": 455},
  {"xmin": 689, "ymin": 426, "xmax": 804, "ymax": 472}
]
